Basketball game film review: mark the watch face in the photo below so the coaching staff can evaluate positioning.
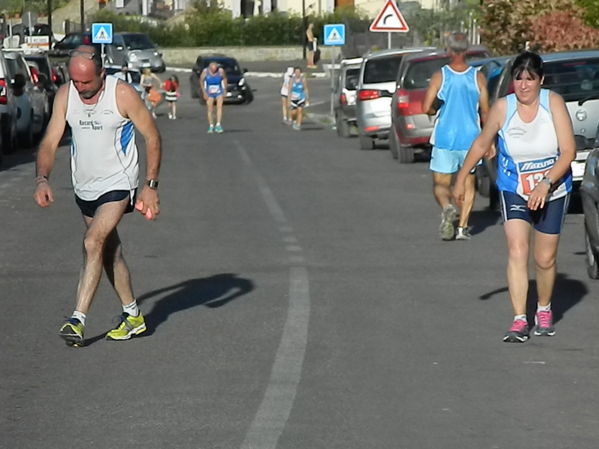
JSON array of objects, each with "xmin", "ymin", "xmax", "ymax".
[{"xmin": 147, "ymin": 179, "xmax": 159, "ymax": 189}]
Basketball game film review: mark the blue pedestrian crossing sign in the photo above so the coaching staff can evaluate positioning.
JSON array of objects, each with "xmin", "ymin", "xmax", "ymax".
[
  {"xmin": 91, "ymin": 23, "xmax": 113, "ymax": 44},
  {"xmin": 323, "ymin": 24, "xmax": 345, "ymax": 46}
]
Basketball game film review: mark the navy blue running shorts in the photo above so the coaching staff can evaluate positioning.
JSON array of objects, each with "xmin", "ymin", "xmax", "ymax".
[
  {"xmin": 75, "ymin": 190, "xmax": 137, "ymax": 218},
  {"xmin": 499, "ymin": 190, "xmax": 570, "ymax": 235}
]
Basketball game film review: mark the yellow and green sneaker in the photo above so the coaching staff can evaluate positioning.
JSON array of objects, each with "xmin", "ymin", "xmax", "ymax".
[
  {"xmin": 106, "ymin": 313, "xmax": 147, "ymax": 341},
  {"xmin": 59, "ymin": 318, "xmax": 85, "ymax": 346}
]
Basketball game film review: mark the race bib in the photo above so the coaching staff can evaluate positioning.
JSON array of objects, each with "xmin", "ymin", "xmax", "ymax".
[
  {"xmin": 516, "ymin": 156, "xmax": 555, "ymax": 196},
  {"xmin": 291, "ymin": 92, "xmax": 301, "ymax": 100},
  {"xmin": 208, "ymin": 85, "xmax": 221, "ymax": 94}
]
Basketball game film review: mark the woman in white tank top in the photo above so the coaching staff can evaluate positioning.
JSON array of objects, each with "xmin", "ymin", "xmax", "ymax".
[{"xmin": 453, "ymin": 51, "xmax": 576, "ymax": 343}]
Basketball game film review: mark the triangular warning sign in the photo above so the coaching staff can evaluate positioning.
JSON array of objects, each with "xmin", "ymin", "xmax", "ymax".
[
  {"xmin": 94, "ymin": 27, "xmax": 108, "ymax": 41},
  {"xmin": 327, "ymin": 28, "xmax": 343, "ymax": 43},
  {"xmin": 369, "ymin": 0, "xmax": 410, "ymax": 32}
]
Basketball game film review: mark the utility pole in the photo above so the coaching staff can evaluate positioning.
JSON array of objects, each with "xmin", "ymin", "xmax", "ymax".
[
  {"xmin": 80, "ymin": 0, "xmax": 84, "ymax": 34},
  {"xmin": 47, "ymin": 0, "xmax": 52, "ymax": 50},
  {"xmin": 302, "ymin": 0, "xmax": 306, "ymax": 60}
]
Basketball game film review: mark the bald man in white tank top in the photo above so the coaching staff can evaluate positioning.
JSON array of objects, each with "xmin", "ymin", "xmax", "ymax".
[{"xmin": 34, "ymin": 45, "xmax": 162, "ymax": 346}]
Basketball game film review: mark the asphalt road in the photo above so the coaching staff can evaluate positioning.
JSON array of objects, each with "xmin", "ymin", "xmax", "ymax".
[{"xmin": 2, "ymin": 73, "xmax": 599, "ymax": 449}]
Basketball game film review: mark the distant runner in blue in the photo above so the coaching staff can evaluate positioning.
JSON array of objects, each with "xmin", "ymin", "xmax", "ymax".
[
  {"xmin": 423, "ymin": 32, "xmax": 490, "ymax": 241},
  {"xmin": 200, "ymin": 62, "xmax": 228, "ymax": 134}
]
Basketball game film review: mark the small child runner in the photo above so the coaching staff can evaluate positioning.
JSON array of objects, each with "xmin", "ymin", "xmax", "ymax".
[{"xmin": 164, "ymin": 75, "xmax": 180, "ymax": 120}]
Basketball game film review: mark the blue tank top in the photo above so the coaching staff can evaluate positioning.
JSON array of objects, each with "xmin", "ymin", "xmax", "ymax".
[
  {"xmin": 203, "ymin": 68, "xmax": 224, "ymax": 95},
  {"xmin": 430, "ymin": 65, "xmax": 481, "ymax": 151},
  {"xmin": 496, "ymin": 89, "xmax": 572, "ymax": 200},
  {"xmin": 290, "ymin": 76, "xmax": 305, "ymax": 101}
]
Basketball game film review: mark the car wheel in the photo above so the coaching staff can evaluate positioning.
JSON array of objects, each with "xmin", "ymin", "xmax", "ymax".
[
  {"xmin": 398, "ymin": 144, "xmax": 414, "ymax": 164},
  {"xmin": 489, "ymin": 183, "xmax": 500, "ymax": 211},
  {"xmin": 476, "ymin": 166, "xmax": 491, "ymax": 197},
  {"xmin": 359, "ymin": 134, "xmax": 373, "ymax": 150},
  {"xmin": 388, "ymin": 128, "xmax": 399, "ymax": 159},
  {"xmin": 190, "ymin": 84, "xmax": 199, "ymax": 99},
  {"xmin": 585, "ymin": 227, "xmax": 599, "ymax": 279},
  {"xmin": 336, "ymin": 114, "xmax": 350, "ymax": 138}
]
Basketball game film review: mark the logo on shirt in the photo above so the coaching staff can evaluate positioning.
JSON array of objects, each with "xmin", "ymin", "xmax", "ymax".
[
  {"xmin": 78, "ymin": 119, "xmax": 104, "ymax": 131},
  {"xmin": 518, "ymin": 157, "xmax": 556, "ymax": 173}
]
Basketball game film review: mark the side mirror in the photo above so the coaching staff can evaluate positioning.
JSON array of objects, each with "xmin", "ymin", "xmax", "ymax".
[{"xmin": 243, "ymin": 68, "xmax": 248, "ymax": 73}]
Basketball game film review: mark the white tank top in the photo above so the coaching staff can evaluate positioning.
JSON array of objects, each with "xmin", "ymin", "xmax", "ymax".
[{"xmin": 66, "ymin": 75, "xmax": 138, "ymax": 201}]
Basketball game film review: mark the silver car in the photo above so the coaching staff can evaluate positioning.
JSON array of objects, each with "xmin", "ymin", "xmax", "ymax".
[
  {"xmin": 116, "ymin": 33, "xmax": 166, "ymax": 73},
  {"xmin": 355, "ymin": 47, "xmax": 435, "ymax": 150},
  {"xmin": 333, "ymin": 57, "xmax": 362, "ymax": 138}
]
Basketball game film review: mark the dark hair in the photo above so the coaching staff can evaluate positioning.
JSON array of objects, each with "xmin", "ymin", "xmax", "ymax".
[{"xmin": 511, "ymin": 51, "xmax": 543, "ymax": 80}]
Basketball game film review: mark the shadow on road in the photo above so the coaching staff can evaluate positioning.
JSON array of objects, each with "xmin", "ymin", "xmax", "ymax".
[
  {"xmin": 138, "ymin": 273, "xmax": 255, "ymax": 335},
  {"xmin": 478, "ymin": 273, "xmax": 588, "ymax": 324},
  {"xmin": 82, "ymin": 273, "xmax": 254, "ymax": 346},
  {"xmin": 470, "ymin": 209, "xmax": 501, "ymax": 236}
]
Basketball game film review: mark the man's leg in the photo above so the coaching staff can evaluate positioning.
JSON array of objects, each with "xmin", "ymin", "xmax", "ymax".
[
  {"xmin": 103, "ymin": 228, "xmax": 135, "ymax": 307},
  {"xmin": 59, "ymin": 198, "xmax": 128, "ymax": 345},
  {"xmin": 216, "ymin": 95, "xmax": 224, "ymax": 125},
  {"xmin": 206, "ymin": 97, "xmax": 214, "ymax": 128},
  {"xmin": 432, "ymin": 172, "xmax": 453, "ymax": 209}
]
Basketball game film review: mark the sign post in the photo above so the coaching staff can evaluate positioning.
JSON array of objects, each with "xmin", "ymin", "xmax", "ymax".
[
  {"xmin": 91, "ymin": 22, "xmax": 113, "ymax": 65},
  {"xmin": 369, "ymin": 0, "xmax": 409, "ymax": 49},
  {"xmin": 323, "ymin": 24, "xmax": 346, "ymax": 118}
]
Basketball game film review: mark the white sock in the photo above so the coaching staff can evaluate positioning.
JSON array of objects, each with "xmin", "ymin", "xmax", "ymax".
[
  {"xmin": 123, "ymin": 300, "xmax": 140, "ymax": 317},
  {"xmin": 72, "ymin": 311, "xmax": 86, "ymax": 325},
  {"xmin": 514, "ymin": 314, "xmax": 527, "ymax": 322},
  {"xmin": 537, "ymin": 303, "xmax": 551, "ymax": 312}
]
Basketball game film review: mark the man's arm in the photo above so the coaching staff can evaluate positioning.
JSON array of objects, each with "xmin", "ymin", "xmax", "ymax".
[
  {"xmin": 199, "ymin": 69, "xmax": 207, "ymax": 99},
  {"xmin": 477, "ymin": 71, "xmax": 490, "ymax": 125},
  {"xmin": 34, "ymin": 84, "xmax": 68, "ymax": 207},
  {"xmin": 220, "ymin": 68, "xmax": 228, "ymax": 92},
  {"xmin": 117, "ymin": 82, "xmax": 162, "ymax": 219},
  {"xmin": 422, "ymin": 71, "xmax": 443, "ymax": 115}
]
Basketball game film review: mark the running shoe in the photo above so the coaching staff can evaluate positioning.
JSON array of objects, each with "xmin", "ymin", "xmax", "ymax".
[
  {"xmin": 105, "ymin": 313, "xmax": 147, "ymax": 341},
  {"xmin": 503, "ymin": 319, "xmax": 530, "ymax": 343},
  {"xmin": 292, "ymin": 123, "xmax": 301, "ymax": 131},
  {"xmin": 207, "ymin": 125, "xmax": 214, "ymax": 134},
  {"xmin": 439, "ymin": 204, "xmax": 458, "ymax": 241},
  {"xmin": 534, "ymin": 310, "xmax": 556, "ymax": 336},
  {"xmin": 455, "ymin": 226, "xmax": 472, "ymax": 241},
  {"xmin": 59, "ymin": 318, "xmax": 84, "ymax": 346},
  {"xmin": 215, "ymin": 124, "xmax": 224, "ymax": 134}
]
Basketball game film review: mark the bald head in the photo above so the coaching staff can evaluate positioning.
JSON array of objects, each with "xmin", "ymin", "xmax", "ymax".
[{"xmin": 69, "ymin": 45, "xmax": 105, "ymax": 101}]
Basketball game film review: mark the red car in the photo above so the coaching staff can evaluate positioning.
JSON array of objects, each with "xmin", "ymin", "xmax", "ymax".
[{"xmin": 389, "ymin": 47, "xmax": 490, "ymax": 163}]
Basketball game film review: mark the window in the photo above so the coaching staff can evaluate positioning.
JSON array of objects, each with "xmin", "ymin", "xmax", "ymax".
[
  {"xmin": 543, "ymin": 59, "xmax": 599, "ymax": 102},
  {"xmin": 363, "ymin": 55, "xmax": 404, "ymax": 84}
]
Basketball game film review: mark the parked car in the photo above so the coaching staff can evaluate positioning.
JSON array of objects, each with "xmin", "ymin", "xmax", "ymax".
[
  {"xmin": 189, "ymin": 55, "xmax": 253, "ymax": 104},
  {"xmin": 3, "ymin": 49, "xmax": 50, "ymax": 145},
  {"xmin": 581, "ymin": 145, "xmax": 599, "ymax": 278},
  {"xmin": 0, "ymin": 50, "xmax": 18, "ymax": 155},
  {"xmin": 104, "ymin": 65, "xmax": 142, "ymax": 94},
  {"xmin": 24, "ymin": 50, "xmax": 61, "ymax": 106},
  {"xmin": 51, "ymin": 32, "xmax": 96, "ymax": 57},
  {"xmin": 389, "ymin": 46, "xmax": 491, "ymax": 163},
  {"xmin": 115, "ymin": 32, "xmax": 165, "ymax": 73},
  {"xmin": 477, "ymin": 50, "xmax": 599, "ymax": 207},
  {"xmin": 356, "ymin": 47, "xmax": 435, "ymax": 151},
  {"xmin": 333, "ymin": 57, "xmax": 362, "ymax": 138}
]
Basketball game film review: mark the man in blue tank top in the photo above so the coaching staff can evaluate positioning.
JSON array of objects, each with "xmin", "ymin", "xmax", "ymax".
[
  {"xmin": 200, "ymin": 62, "xmax": 228, "ymax": 133},
  {"xmin": 423, "ymin": 32, "xmax": 490, "ymax": 241}
]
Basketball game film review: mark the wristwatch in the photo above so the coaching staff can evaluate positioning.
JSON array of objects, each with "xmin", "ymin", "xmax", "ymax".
[
  {"xmin": 540, "ymin": 175, "xmax": 553, "ymax": 188},
  {"xmin": 146, "ymin": 179, "xmax": 159, "ymax": 190}
]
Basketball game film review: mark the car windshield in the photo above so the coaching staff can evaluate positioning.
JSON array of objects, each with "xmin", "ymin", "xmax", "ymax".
[
  {"xmin": 345, "ymin": 68, "xmax": 359, "ymax": 90},
  {"xmin": 202, "ymin": 59, "xmax": 241, "ymax": 75},
  {"xmin": 403, "ymin": 57, "xmax": 449, "ymax": 90},
  {"xmin": 542, "ymin": 58, "xmax": 599, "ymax": 103},
  {"xmin": 105, "ymin": 67, "xmax": 141, "ymax": 84},
  {"xmin": 122, "ymin": 34, "xmax": 155, "ymax": 50},
  {"xmin": 363, "ymin": 55, "xmax": 404, "ymax": 84},
  {"xmin": 26, "ymin": 56, "xmax": 50, "ymax": 76}
]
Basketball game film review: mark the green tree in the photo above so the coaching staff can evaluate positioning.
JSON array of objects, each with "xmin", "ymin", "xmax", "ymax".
[{"xmin": 577, "ymin": 0, "xmax": 599, "ymax": 27}]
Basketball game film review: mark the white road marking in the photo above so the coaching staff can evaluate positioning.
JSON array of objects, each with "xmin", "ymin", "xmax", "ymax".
[{"xmin": 235, "ymin": 140, "xmax": 311, "ymax": 449}]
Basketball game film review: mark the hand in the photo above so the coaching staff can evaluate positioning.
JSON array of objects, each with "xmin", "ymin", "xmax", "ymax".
[
  {"xmin": 34, "ymin": 182, "xmax": 54, "ymax": 208},
  {"xmin": 452, "ymin": 179, "xmax": 466, "ymax": 208},
  {"xmin": 135, "ymin": 187, "xmax": 160, "ymax": 221},
  {"xmin": 527, "ymin": 182, "xmax": 550, "ymax": 210}
]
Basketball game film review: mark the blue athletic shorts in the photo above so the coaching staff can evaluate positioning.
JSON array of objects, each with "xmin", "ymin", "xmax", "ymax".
[
  {"xmin": 75, "ymin": 190, "xmax": 136, "ymax": 218},
  {"xmin": 499, "ymin": 190, "xmax": 570, "ymax": 235},
  {"xmin": 429, "ymin": 147, "xmax": 480, "ymax": 174}
]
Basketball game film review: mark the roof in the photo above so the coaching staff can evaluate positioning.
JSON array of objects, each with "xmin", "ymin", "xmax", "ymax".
[
  {"xmin": 363, "ymin": 46, "xmax": 436, "ymax": 60},
  {"xmin": 539, "ymin": 49, "xmax": 599, "ymax": 62}
]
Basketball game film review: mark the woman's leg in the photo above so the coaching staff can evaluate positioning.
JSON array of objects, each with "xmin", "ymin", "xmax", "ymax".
[
  {"xmin": 504, "ymin": 219, "xmax": 532, "ymax": 316},
  {"xmin": 533, "ymin": 231, "xmax": 560, "ymax": 307}
]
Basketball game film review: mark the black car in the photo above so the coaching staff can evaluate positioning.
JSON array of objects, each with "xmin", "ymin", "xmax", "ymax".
[
  {"xmin": 189, "ymin": 55, "xmax": 253, "ymax": 104},
  {"xmin": 50, "ymin": 32, "xmax": 96, "ymax": 57}
]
